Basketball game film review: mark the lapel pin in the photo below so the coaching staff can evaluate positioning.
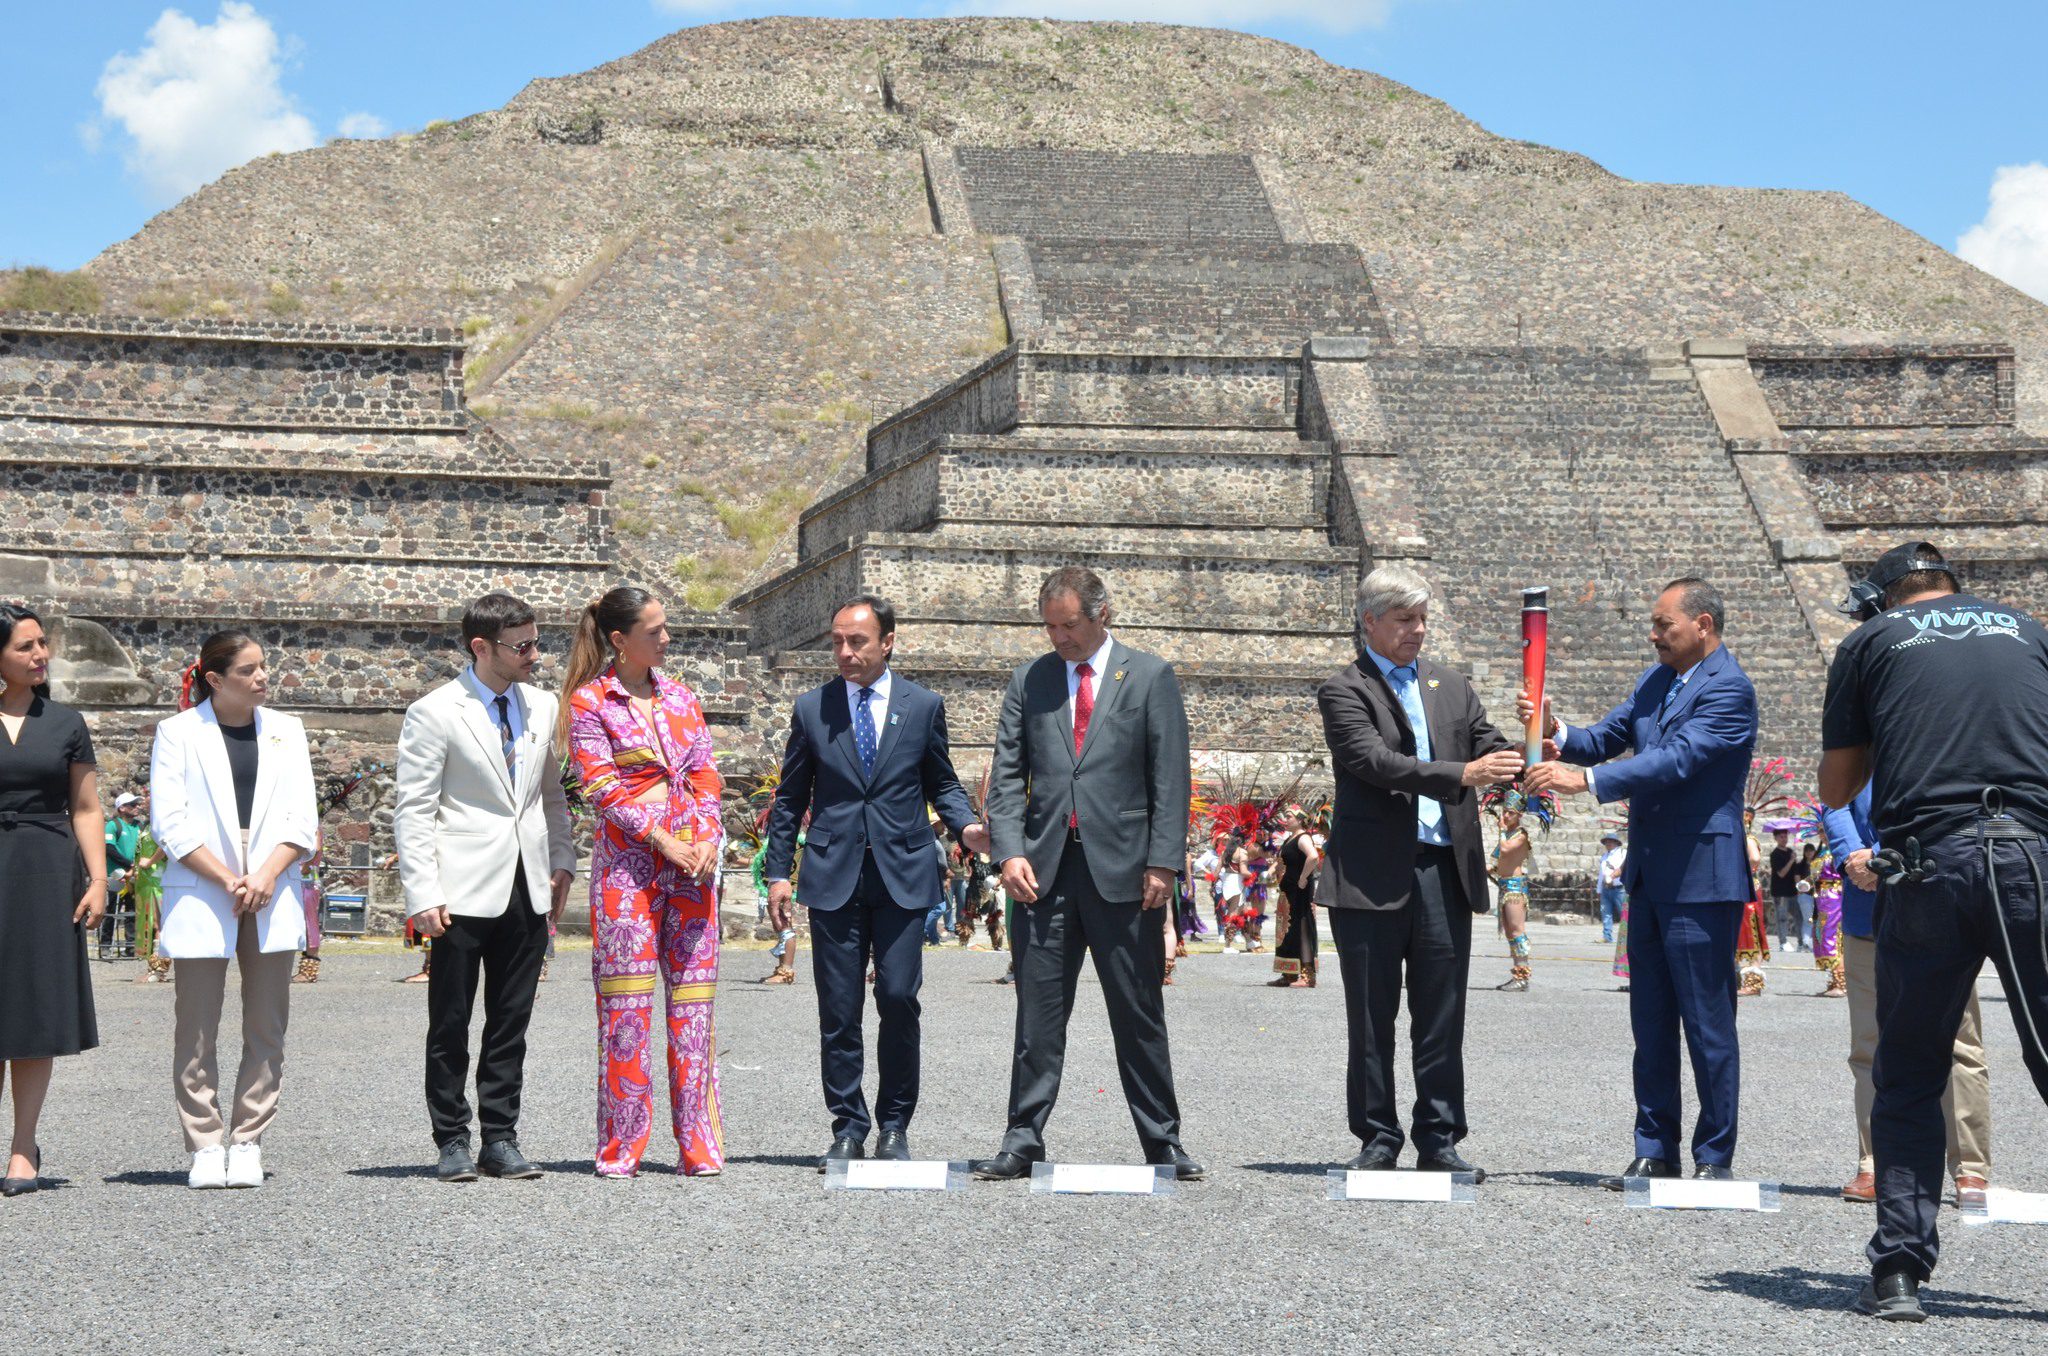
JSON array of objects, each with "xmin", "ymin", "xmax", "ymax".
[
  {"xmin": 1113, "ymin": 670, "xmax": 1125, "ymax": 681},
  {"xmin": 889, "ymin": 712, "xmax": 900, "ymax": 725},
  {"xmin": 1426, "ymin": 678, "xmax": 1440, "ymax": 690}
]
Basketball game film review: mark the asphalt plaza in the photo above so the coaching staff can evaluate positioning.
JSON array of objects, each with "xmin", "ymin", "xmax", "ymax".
[{"xmin": 11, "ymin": 924, "xmax": 2045, "ymax": 1354}]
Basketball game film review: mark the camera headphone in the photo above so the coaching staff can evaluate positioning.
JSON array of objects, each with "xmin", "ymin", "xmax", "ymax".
[{"xmin": 1839, "ymin": 540, "xmax": 1959, "ymax": 622}]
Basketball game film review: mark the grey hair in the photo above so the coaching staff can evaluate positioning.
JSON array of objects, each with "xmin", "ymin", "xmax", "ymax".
[
  {"xmin": 1355, "ymin": 564, "xmax": 1434, "ymax": 631},
  {"xmin": 1038, "ymin": 565, "xmax": 1111, "ymax": 622}
]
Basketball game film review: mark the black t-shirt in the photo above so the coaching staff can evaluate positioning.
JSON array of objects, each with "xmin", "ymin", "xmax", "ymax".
[
  {"xmin": 220, "ymin": 720, "xmax": 259, "ymax": 830},
  {"xmin": 1768, "ymin": 846, "xmax": 1796, "ymax": 896},
  {"xmin": 1822, "ymin": 591, "xmax": 2048, "ymax": 847}
]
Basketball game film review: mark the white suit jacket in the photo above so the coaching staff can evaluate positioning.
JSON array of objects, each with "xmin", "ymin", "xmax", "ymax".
[
  {"xmin": 393, "ymin": 676, "xmax": 576, "ymax": 920},
  {"xmin": 150, "ymin": 701, "xmax": 319, "ymax": 959}
]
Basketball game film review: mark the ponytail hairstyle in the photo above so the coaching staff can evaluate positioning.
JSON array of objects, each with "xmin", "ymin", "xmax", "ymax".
[
  {"xmin": 181, "ymin": 629, "xmax": 257, "ymax": 711},
  {"xmin": 556, "ymin": 586, "xmax": 656, "ymax": 747},
  {"xmin": 0, "ymin": 603, "xmax": 52, "ymax": 700}
]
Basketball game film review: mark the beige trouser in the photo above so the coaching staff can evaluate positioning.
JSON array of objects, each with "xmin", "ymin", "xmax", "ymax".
[
  {"xmin": 1844, "ymin": 931, "xmax": 1991, "ymax": 1178},
  {"xmin": 172, "ymin": 910, "xmax": 296, "ymax": 1151}
]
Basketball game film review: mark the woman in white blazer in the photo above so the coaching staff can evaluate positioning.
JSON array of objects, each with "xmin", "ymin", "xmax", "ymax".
[{"xmin": 150, "ymin": 630, "xmax": 317, "ymax": 1190}]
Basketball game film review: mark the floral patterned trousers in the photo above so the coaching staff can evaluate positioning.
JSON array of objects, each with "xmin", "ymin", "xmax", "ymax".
[{"xmin": 591, "ymin": 830, "xmax": 724, "ymax": 1176}]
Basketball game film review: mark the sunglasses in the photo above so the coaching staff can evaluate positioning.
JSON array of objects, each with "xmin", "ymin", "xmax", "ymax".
[{"xmin": 493, "ymin": 638, "xmax": 543, "ymax": 658}]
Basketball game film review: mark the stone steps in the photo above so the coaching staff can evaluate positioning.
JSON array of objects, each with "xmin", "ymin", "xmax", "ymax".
[{"xmin": 954, "ymin": 147, "xmax": 1284, "ymax": 244}]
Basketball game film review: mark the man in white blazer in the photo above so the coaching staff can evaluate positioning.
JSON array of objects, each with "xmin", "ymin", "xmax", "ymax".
[{"xmin": 395, "ymin": 593, "xmax": 576, "ymax": 1182}]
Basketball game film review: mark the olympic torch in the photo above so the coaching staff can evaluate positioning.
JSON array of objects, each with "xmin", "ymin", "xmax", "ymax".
[{"xmin": 1520, "ymin": 586, "xmax": 1549, "ymax": 767}]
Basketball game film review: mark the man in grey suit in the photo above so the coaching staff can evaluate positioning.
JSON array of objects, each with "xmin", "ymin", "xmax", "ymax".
[
  {"xmin": 1317, "ymin": 565, "xmax": 1522, "ymax": 1181},
  {"xmin": 973, "ymin": 566, "xmax": 1202, "ymax": 1181}
]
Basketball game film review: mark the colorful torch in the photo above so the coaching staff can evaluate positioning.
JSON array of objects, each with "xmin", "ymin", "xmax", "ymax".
[{"xmin": 1520, "ymin": 586, "xmax": 1549, "ymax": 767}]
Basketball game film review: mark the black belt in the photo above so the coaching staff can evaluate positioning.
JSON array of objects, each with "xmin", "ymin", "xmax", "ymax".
[
  {"xmin": 1414, "ymin": 841, "xmax": 1456, "ymax": 858},
  {"xmin": 0, "ymin": 811, "xmax": 70, "ymax": 835}
]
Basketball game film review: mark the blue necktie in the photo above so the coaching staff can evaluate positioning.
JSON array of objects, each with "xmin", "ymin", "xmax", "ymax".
[
  {"xmin": 854, "ymin": 685, "xmax": 877, "ymax": 776},
  {"xmin": 1660, "ymin": 675, "xmax": 1686, "ymax": 722},
  {"xmin": 1391, "ymin": 665, "xmax": 1447, "ymax": 845}
]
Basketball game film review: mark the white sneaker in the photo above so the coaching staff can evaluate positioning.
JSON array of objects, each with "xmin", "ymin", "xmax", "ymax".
[
  {"xmin": 188, "ymin": 1146, "xmax": 228, "ymax": 1189},
  {"xmin": 225, "ymin": 1142, "xmax": 263, "ymax": 1188}
]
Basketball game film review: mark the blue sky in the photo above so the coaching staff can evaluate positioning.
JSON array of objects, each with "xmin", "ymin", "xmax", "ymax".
[{"xmin": 3, "ymin": 1, "xmax": 2045, "ymax": 297}]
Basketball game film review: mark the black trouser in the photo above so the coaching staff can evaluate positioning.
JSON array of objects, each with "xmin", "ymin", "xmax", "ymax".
[
  {"xmin": 1870, "ymin": 826, "xmax": 2048, "ymax": 1281},
  {"xmin": 426, "ymin": 874, "xmax": 548, "ymax": 1148},
  {"xmin": 1001, "ymin": 844, "xmax": 1182, "ymax": 1159},
  {"xmin": 1329, "ymin": 844, "xmax": 1472, "ymax": 1158},
  {"xmin": 808, "ymin": 853, "xmax": 927, "ymax": 1140}
]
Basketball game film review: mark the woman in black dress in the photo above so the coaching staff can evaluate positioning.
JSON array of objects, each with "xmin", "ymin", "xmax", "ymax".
[
  {"xmin": 0, "ymin": 604, "xmax": 108, "ymax": 1196},
  {"xmin": 1268, "ymin": 805, "xmax": 1323, "ymax": 988}
]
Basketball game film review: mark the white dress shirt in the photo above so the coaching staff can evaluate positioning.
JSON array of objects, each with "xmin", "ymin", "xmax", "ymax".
[
  {"xmin": 847, "ymin": 667, "xmax": 893, "ymax": 735},
  {"xmin": 460, "ymin": 663, "xmax": 523, "ymax": 773},
  {"xmin": 1065, "ymin": 634, "xmax": 1116, "ymax": 734}
]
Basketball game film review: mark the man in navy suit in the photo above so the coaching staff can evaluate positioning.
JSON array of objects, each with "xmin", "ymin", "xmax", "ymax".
[
  {"xmin": 1524, "ymin": 577, "xmax": 1758, "ymax": 1186},
  {"xmin": 765, "ymin": 595, "xmax": 989, "ymax": 1169}
]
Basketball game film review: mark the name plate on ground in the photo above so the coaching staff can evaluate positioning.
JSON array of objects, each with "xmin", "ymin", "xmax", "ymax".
[
  {"xmin": 1961, "ymin": 1187, "xmax": 2048, "ymax": 1225},
  {"xmin": 1325, "ymin": 1169, "xmax": 1478, "ymax": 1204},
  {"xmin": 1028, "ymin": 1163, "xmax": 1176, "ymax": 1196},
  {"xmin": 823, "ymin": 1159, "xmax": 968, "ymax": 1192},
  {"xmin": 1624, "ymin": 1177, "xmax": 1779, "ymax": 1212}
]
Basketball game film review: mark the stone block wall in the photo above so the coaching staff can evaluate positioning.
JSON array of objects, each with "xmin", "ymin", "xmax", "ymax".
[
  {"xmin": 866, "ymin": 349, "xmax": 1020, "ymax": 470},
  {"xmin": 802, "ymin": 431, "xmax": 1329, "ymax": 557},
  {"xmin": 953, "ymin": 147, "xmax": 1284, "ymax": 243},
  {"xmin": 0, "ymin": 313, "xmax": 463, "ymax": 431},
  {"xmin": 1018, "ymin": 349, "xmax": 1300, "ymax": 429},
  {"xmin": 1797, "ymin": 446, "xmax": 2048, "ymax": 528},
  {"xmin": 1752, "ymin": 344, "xmax": 2016, "ymax": 430}
]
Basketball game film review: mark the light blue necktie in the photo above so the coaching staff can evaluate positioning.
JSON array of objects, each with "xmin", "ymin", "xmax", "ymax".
[
  {"xmin": 854, "ymin": 685, "xmax": 877, "ymax": 776},
  {"xmin": 1390, "ymin": 665, "xmax": 1448, "ymax": 845}
]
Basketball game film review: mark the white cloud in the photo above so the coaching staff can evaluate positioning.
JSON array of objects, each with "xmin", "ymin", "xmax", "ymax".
[
  {"xmin": 1958, "ymin": 163, "xmax": 2048, "ymax": 304},
  {"xmin": 93, "ymin": 2, "xmax": 317, "ymax": 203},
  {"xmin": 335, "ymin": 111, "xmax": 388, "ymax": 140},
  {"xmin": 940, "ymin": 0, "xmax": 1395, "ymax": 35}
]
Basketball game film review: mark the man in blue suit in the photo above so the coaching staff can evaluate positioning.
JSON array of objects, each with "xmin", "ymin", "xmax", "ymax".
[
  {"xmin": 1524, "ymin": 577, "xmax": 1758, "ymax": 1186},
  {"xmin": 765, "ymin": 595, "xmax": 989, "ymax": 1169}
]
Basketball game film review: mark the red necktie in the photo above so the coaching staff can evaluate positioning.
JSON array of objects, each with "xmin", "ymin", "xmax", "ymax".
[
  {"xmin": 1070, "ymin": 662, "xmax": 1094, "ymax": 830},
  {"xmin": 1073, "ymin": 661, "xmax": 1095, "ymax": 755}
]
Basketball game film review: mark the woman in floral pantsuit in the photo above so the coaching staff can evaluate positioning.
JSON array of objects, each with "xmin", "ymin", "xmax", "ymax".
[{"xmin": 561, "ymin": 587, "xmax": 726, "ymax": 1177}]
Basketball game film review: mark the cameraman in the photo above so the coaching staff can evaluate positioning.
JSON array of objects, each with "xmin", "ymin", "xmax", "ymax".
[{"xmin": 1819, "ymin": 541, "xmax": 2048, "ymax": 1322}]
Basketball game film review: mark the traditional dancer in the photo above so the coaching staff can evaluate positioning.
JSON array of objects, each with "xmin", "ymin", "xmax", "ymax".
[
  {"xmin": 564, "ymin": 587, "xmax": 727, "ymax": 1179},
  {"xmin": 1269, "ymin": 805, "xmax": 1322, "ymax": 988},
  {"xmin": 1734, "ymin": 773, "xmax": 1775, "ymax": 997},
  {"xmin": 1481, "ymin": 784, "xmax": 1557, "ymax": 992}
]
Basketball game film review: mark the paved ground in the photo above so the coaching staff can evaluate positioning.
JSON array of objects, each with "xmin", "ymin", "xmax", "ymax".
[{"xmin": 10, "ymin": 923, "xmax": 2045, "ymax": 1354}]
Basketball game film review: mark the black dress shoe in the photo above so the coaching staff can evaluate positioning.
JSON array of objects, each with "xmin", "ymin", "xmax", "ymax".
[
  {"xmin": 478, "ymin": 1139, "xmax": 543, "ymax": 1180},
  {"xmin": 436, "ymin": 1139, "xmax": 477, "ymax": 1183},
  {"xmin": 1416, "ymin": 1149, "xmax": 1487, "ymax": 1185},
  {"xmin": 1148, "ymin": 1146, "xmax": 1206, "ymax": 1181},
  {"xmin": 1343, "ymin": 1148, "xmax": 1398, "ymax": 1172},
  {"xmin": 971, "ymin": 1150, "xmax": 1038, "ymax": 1181},
  {"xmin": 1856, "ymin": 1271, "xmax": 1926, "ymax": 1323},
  {"xmin": 1600, "ymin": 1156, "xmax": 1677, "ymax": 1191},
  {"xmin": 873, "ymin": 1131, "xmax": 912, "ymax": 1162},
  {"xmin": 2, "ymin": 1145, "xmax": 40, "ymax": 1197},
  {"xmin": 817, "ymin": 1135, "xmax": 866, "ymax": 1174},
  {"xmin": 1693, "ymin": 1163, "xmax": 1735, "ymax": 1181}
]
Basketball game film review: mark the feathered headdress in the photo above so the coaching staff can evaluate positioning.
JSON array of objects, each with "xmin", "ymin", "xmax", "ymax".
[
  {"xmin": 1745, "ymin": 757, "xmax": 1791, "ymax": 818},
  {"xmin": 1479, "ymin": 782, "xmax": 1559, "ymax": 831}
]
